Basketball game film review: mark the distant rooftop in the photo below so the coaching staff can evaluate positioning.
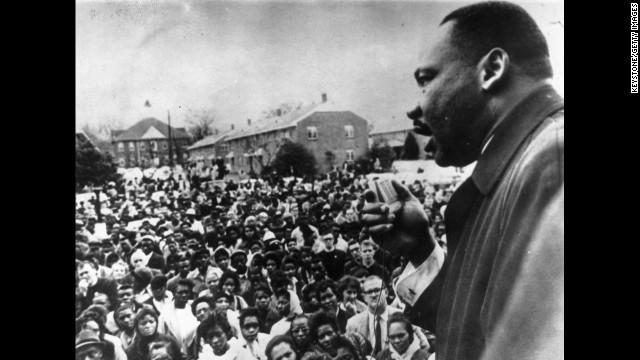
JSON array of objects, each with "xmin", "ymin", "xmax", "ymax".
[{"xmin": 114, "ymin": 118, "xmax": 190, "ymax": 142}]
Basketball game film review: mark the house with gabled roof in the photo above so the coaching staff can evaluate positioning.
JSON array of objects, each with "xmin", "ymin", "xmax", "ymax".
[
  {"xmin": 188, "ymin": 93, "xmax": 370, "ymax": 176},
  {"xmin": 112, "ymin": 118, "xmax": 192, "ymax": 168}
]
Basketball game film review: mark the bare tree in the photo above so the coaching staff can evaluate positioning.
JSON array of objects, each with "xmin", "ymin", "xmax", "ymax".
[{"xmin": 184, "ymin": 108, "xmax": 216, "ymax": 142}]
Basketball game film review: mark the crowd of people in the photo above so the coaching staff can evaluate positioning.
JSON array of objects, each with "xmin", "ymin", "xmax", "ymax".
[{"xmin": 76, "ymin": 163, "xmax": 456, "ymax": 360}]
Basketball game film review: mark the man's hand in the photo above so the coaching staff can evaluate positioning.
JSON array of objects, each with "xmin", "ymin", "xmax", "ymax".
[
  {"xmin": 360, "ymin": 180, "xmax": 435, "ymax": 265},
  {"xmin": 77, "ymin": 279, "xmax": 89, "ymax": 296}
]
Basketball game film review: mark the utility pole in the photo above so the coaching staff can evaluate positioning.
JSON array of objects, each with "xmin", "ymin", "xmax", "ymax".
[{"xmin": 168, "ymin": 110, "xmax": 174, "ymax": 168}]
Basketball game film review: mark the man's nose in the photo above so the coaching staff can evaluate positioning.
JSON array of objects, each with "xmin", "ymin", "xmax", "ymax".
[{"xmin": 407, "ymin": 105, "xmax": 432, "ymax": 136}]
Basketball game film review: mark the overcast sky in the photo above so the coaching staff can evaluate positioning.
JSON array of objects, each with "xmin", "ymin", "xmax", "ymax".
[{"xmin": 76, "ymin": 0, "xmax": 564, "ymax": 134}]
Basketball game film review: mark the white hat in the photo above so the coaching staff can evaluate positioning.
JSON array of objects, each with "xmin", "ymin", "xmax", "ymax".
[{"xmin": 186, "ymin": 208, "xmax": 196, "ymax": 215}]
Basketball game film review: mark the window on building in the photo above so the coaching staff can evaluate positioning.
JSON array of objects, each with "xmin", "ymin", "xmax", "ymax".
[
  {"xmin": 129, "ymin": 155, "xmax": 136, "ymax": 166},
  {"xmin": 117, "ymin": 143, "xmax": 124, "ymax": 152},
  {"xmin": 346, "ymin": 150, "xmax": 355, "ymax": 161},
  {"xmin": 128, "ymin": 142, "xmax": 135, "ymax": 152},
  {"xmin": 345, "ymin": 125, "xmax": 354, "ymax": 138},
  {"xmin": 141, "ymin": 158, "xmax": 147, "ymax": 166},
  {"xmin": 118, "ymin": 157, "xmax": 125, "ymax": 167},
  {"xmin": 150, "ymin": 141, "xmax": 158, "ymax": 151},
  {"xmin": 307, "ymin": 126, "xmax": 318, "ymax": 140},
  {"xmin": 163, "ymin": 142, "xmax": 168, "ymax": 150},
  {"xmin": 140, "ymin": 142, "xmax": 146, "ymax": 151},
  {"xmin": 183, "ymin": 153, "xmax": 188, "ymax": 159}
]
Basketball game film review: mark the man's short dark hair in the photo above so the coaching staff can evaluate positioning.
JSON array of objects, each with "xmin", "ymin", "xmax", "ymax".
[
  {"xmin": 315, "ymin": 279, "xmax": 342, "ymax": 301},
  {"xmin": 441, "ymin": 1, "xmax": 552, "ymax": 80},
  {"xmin": 176, "ymin": 279, "xmax": 194, "ymax": 290},
  {"xmin": 150, "ymin": 275, "xmax": 168, "ymax": 290},
  {"xmin": 191, "ymin": 296, "xmax": 215, "ymax": 317},
  {"xmin": 239, "ymin": 307, "xmax": 263, "ymax": 327}
]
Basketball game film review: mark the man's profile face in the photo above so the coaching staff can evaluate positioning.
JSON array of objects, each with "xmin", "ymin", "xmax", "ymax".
[
  {"xmin": 414, "ymin": 21, "xmax": 488, "ymax": 167},
  {"xmin": 78, "ymin": 264, "xmax": 98, "ymax": 286}
]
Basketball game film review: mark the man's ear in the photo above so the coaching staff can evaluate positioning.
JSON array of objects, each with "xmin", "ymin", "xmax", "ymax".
[{"xmin": 478, "ymin": 48, "xmax": 509, "ymax": 91}]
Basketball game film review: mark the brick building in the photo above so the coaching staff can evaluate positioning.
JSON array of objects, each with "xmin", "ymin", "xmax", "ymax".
[
  {"xmin": 187, "ymin": 94, "xmax": 370, "ymax": 176},
  {"xmin": 112, "ymin": 118, "xmax": 192, "ymax": 168},
  {"xmin": 369, "ymin": 119, "xmax": 430, "ymax": 159}
]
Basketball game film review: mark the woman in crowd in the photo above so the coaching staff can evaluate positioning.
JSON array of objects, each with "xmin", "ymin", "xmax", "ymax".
[
  {"xmin": 76, "ymin": 310, "xmax": 126, "ymax": 360},
  {"xmin": 126, "ymin": 308, "xmax": 182, "ymax": 360},
  {"xmin": 374, "ymin": 313, "xmax": 430, "ymax": 360},
  {"xmin": 196, "ymin": 311, "xmax": 253, "ymax": 360},
  {"xmin": 219, "ymin": 270, "xmax": 249, "ymax": 311},
  {"xmin": 309, "ymin": 312, "xmax": 340, "ymax": 357},
  {"xmin": 265, "ymin": 335, "xmax": 299, "ymax": 360}
]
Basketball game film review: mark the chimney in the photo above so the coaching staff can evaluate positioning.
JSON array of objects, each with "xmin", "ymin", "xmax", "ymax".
[
  {"xmin": 276, "ymin": 109, "xmax": 282, "ymax": 117},
  {"xmin": 231, "ymin": 124, "xmax": 235, "ymax": 130},
  {"xmin": 247, "ymin": 118, "xmax": 251, "ymax": 126},
  {"xmin": 321, "ymin": 93, "xmax": 327, "ymax": 103}
]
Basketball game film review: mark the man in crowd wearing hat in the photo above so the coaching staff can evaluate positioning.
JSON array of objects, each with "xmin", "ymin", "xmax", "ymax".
[
  {"xmin": 144, "ymin": 275, "xmax": 174, "ymax": 316},
  {"xmin": 187, "ymin": 248, "xmax": 215, "ymax": 296},
  {"xmin": 132, "ymin": 266, "xmax": 156, "ymax": 305},
  {"xmin": 167, "ymin": 256, "xmax": 191, "ymax": 295},
  {"xmin": 186, "ymin": 208, "xmax": 205, "ymax": 235},
  {"xmin": 76, "ymin": 329, "xmax": 107, "ymax": 360},
  {"xmin": 139, "ymin": 235, "xmax": 167, "ymax": 272},
  {"xmin": 230, "ymin": 249, "xmax": 251, "ymax": 294},
  {"xmin": 77, "ymin": 260, "xmax": 119, "ymax": 313}
]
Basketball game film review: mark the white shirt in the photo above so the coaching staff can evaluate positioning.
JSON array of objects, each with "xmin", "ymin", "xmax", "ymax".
[
  {"xmin": 269, "ymin": 318, "xmax": 291, "ymax": 336},
  {"xmin": 393, "ymin": 244, "xmax": 445, "ymax": 307},
  {"xmin": 238, "ymin": 333, "xmax": 273, "ymax": 360},
  {"xmin": 152, "ymin": 291, "xmax": 174, "ymax": 315},
  {"xmin": 368, "ymin": 308, "xmax": 390, "ymax": 352}
]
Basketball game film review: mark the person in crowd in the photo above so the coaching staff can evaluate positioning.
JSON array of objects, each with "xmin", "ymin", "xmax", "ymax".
[
  {"xmin": 188, "ymin": 249, "xmax": 216, "ymax": 295},
  {"xmin": 126, "ymin": 308, "xmax": 182, "ymax": 360},
  {"xmin": 348, "ymin": 241, "xmax": 389, "ymax": 284},
  {"xmin": 375, "ymin": 313, "xmax": 430, "ymax": 360},
  {"xmin": 253, "ymin": 284, "xmax": 282, "ymax": 334},
  {"xmin": 219, "ymin": 270, "xmax": 250, "ymax": 311},
  {"xmin": 167, "ymin": 256, "xmax": 192, "ymax": 294},
  {"xmin": 77, "ymin": 260, "xmax": 119, "ymax": 313},
  {"xmin": 270, "ymin": 289, "xmax": 295, "ymax": 336},
  {"xmin": 158, "ymin": 279, "xmax": 199, "ymax": 356},
  {"xmin": 76, "ymin": 329, "xmax": 108, "ymax": 360},
  {"xmin": 309, "ymin": 312, "xmax": 340, "ymax": 357},
  {"xmin": 145, "ymin": 275, "xmax": 174, "ymax": 316},
  {"xmin": 265, "ymin": 335, "xmax": 299, "ymax": 360},
  {"xmin": 196, "ymin": 311, "xmax": 253, "ymax": 360},
  {"xmin": 314, "ymin": 280, "xmax": 349, "ymax": 333},
  {"xmin": 337, "ymin": 276, "xmax": 367, "ymax": 318},
  {"xmin": 76, "ymin": 310, "xmax": 127, "ymax": 360},
  {"xmin": 191, "ymin": 296, "xmax": 216, "ymax": 323},
  {"xmin": 238, "ymin": 307, "xmax": 274, "ymax": 360},
  {"xmin": 316, "ymin": 230, "xmax": 347, "ymax": 281},
  {"xmin": 114, "ymin": 303, "xmax": 137, "ymax": 349},
  {"xmin": 198, "ymin": 266, "xmax": 223, "ymax": 299}
]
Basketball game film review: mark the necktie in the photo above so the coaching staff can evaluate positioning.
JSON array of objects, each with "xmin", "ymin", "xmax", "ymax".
[{"xmin": 374, "ymin": 315, "xmax": 382, "ymax": 354}]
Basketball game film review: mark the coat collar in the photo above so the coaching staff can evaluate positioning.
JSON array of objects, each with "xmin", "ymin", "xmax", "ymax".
[{"xmin": 471, "ymin": 85, "xmax": 564, "ymax": 195}]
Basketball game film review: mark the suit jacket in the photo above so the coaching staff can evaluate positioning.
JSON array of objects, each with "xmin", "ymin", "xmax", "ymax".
[
  {"xmin": 346, "ymin": 307, "xmax": 403, "ymax": 352},
  {"xmin": 436, "ymin": 86, "xmax": 564, "ymax": 360}
]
